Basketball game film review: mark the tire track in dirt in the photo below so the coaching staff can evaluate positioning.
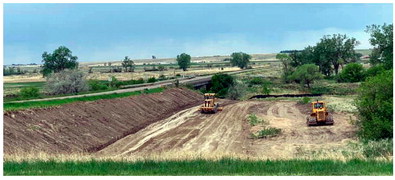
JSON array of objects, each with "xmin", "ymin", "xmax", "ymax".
[{"xmin": 98, "ymin": 100, "xmax": 357, "ymax": 159}]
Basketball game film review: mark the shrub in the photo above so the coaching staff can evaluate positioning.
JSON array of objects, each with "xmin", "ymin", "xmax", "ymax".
[
  {"xmin": 209, "ymin": 73, "xmax": 234, "ymax": 98},
  {"xmin": 19, "ymin": 87, "xmax": 40, "ymax": 98},
  {"xmin": 247, "ymin": 114, "xmax": 268, "ymax": 126},
  {"xmin": 298, "ymin": 97, "xmax": 311, "ymax": 104},
  {"xmin": 227, "ymin": 81, "xmax": 246, "ymax": 100},
  {"xmin": 337, "ymin": 63, "xmax": 366, "ymax": 82},
  {"xmin": 108, "ymin": 76, "xmax": 122, "ymax": 88},
  {"xmin": 310, "ymin": 86, "xmax": 332, "ymax": 95},
  {"xmin": 158, "ymin": 65, "xmax": 165, "ymax": 71},
  {"xmin": 362, "ymin": 139, "xmax": 393, "ymax": 158},
  {"xmin": 147, "ymin": 77, "xmax": 157, "ymax": 83},
  {"xmin": 136, "ymin": 78, "xmax": 145, "ymax": 84},
  {"xmin": 253, "ymin": 127, "xmax": 281, "ymax": 138},
  {"xmin": 365, "ymin": 64, "xmax": 386, "ymax": 78},
  {"xmin": 290, "ymin": 64, "xmax": 322, "ymax": 88},
  {"xmin": 158, "ymin": 74, "xmax": 166, "ymax": 80},
  {"xmin": 249, "ymin": 77, "xmax": 264, "ymax": 85},
  {"xmin": 88, "ymin": 80, "xmax": 109, "ymax": 91},
  {"xmin": 45, "ymin": 69, "xmax": 89, "ymax": 95},
  {"xmin": 261, "ymin": 81, "xmax": 272, "ymax": 95},
  {"xmin": 355, "ymin": 70, "xmax": 393, "ymax": 140}
]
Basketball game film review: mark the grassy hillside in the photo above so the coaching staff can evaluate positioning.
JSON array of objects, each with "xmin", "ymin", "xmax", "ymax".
[
  {"xmin": 4, "ymin": 158, "xmax": 392, "ymax": 176},
  {"xmin": 4, "ymin": 87, "xmax": 164, "ymax": 111}
]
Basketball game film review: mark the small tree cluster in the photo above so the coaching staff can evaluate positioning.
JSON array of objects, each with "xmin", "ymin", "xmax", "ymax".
[
  {"xmin": 45, "ymin": 69, "xmax": 89, "ymax": 95},
  {"xmin": 337, "ymin": 63, "xmax": 366, "ymax": 83},
  {"xmin": 290, "ymin": 64, "xmax": 322, "ymax": 88},
  {"xmin": 121, "ymin": 56, "xmax": 135, "ymax": 72},
  {"xmin": 176, "ymin": 53, "xmax": 191, "ymax": 71},
  {"xmin": 42, "ymin": 46, "xmax": 78, "ymax": 77},
  {"xmin": 230, "ymin": 52, "xmax": 251, "ymax": 69},
  {"xmin": 210, "ymin": 73, "xmax": 234, "ymax": 98},
  {"xmin": 355, "ymin": 70, "xmax": 393, "ymax": 140}
]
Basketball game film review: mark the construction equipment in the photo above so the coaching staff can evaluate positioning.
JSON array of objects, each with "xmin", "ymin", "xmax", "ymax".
[
  {"xmin": 199, "ymin": 93, "xmax": 223, "ymax": 113},
  {"xmin": 306, "ymin": 100, "xmax": 334, "ymax": 126}
]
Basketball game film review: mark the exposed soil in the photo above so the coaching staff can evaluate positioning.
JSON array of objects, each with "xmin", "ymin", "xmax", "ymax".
[
  {"xmin": 98, "ymin": 100, "xmax": 357, "ymax": 159},
  {"xmin": 3, "ymin": 88, "xmax": 202, "ymax": 154}
]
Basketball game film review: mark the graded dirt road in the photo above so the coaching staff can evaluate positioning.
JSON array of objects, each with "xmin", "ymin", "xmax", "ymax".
[{"xmin": 98, "ymin": 100, "xmax": 357, "ymax": 159}]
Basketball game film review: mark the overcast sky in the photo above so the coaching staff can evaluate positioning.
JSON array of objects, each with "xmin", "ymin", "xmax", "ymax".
[{"xmin": 3, "ymin": 3, "xmax": 393, "ymax": 64}]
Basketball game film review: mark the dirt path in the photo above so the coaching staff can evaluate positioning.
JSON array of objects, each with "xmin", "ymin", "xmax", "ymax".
[{"xmin": 98, "ymin": 100, "xmax": 357, "ymax": 159}]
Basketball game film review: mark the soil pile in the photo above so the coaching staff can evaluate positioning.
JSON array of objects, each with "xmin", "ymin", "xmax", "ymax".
[{"xmin": 4, "ymin": 88, "xmax": 202, "ymax": 154}]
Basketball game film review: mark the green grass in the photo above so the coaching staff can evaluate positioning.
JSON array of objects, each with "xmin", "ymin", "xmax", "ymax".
[
  {"xmin": 4, "ymin": 87, "xmax": 164, "ymax": 111},
  {"xmin": 3, "ymin": 158, "xmax": 392, "ymax": 175}
]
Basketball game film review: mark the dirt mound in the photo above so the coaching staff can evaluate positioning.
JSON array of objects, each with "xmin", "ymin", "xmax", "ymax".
[
  {"xmin": 98, "ymin": 100, "xmax": 357, "ymax": 159},
  {"xmin": 3, "ymin": 88, "xmax": 202, "ymax": 154}
]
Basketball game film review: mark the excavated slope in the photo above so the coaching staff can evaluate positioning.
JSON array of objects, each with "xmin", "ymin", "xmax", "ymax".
[{"xmin": 4, "ymin": 88, "xmax": 201, "ymax": 154}]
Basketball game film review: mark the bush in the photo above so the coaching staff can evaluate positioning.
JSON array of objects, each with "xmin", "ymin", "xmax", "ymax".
[
  {"xmin": 362, "ymin": 139, "xmax": 393, "ymax": 158},
  {"xmin": 227, "ymin": 81, "xmax": 246, "ymax": 100},
  {"xmin": 261, "ymin": 81, "xmax": 272, "ymax": 95},
  {"xmin": 365, "ymin": 64, "xmax": 385, "ymax": 78},
  {"xmin": 158, "ymin": 74, "xmax": 166, "ymax": 80},
  {"xmin": 45, "ymin": 69, "xmax": 89, "ymax": 95},
  {"xmin": 88, "ymin": 80, "xmax": 109, "ymax": 91},
  {"xmin": 290, "ymin": 64, "xmax": 322, "ymax": 88},
  {"xmin": 210, "ymin": 73, "xmax": 234, "ymax": 98},
  {"xmin": 310, "ymin": 86, "xmax": 332, "ymax": 95},
  {"xmin": 108, "ymin": 76, "xmax": 122, "ymax": 88},
  {"xmin": 19, "ymin": 87, "xmax": 40, "ymax": 98},
  {"xmin": 355, "ymin": 70, "xmax": 393, "ymax": 140},
  {"xmin": 337, "ymin": 63, "xmax": 365, "ymax": 82},
  {"xmin": 249, "ymin": 77, "xmax": 264, "ymax": 85},
  {"xmin": 147, "ymin": 77, "xmax": 157, "ymax": 83},
  {"xmin": 253, "ymin": 127, "xmax": 281, "ymax": 138},
  {"xmin": 298, "ymin": 97, "xmax": 311, "ymax": 104}
]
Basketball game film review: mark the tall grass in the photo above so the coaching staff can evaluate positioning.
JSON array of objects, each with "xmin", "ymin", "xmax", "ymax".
[
  {"xmin": 4, "ymin": 87, "xmax": 164, "ymax": 111},
  {"xmin": 4, "ymin": 158, "xmax": 392, "ymax": 175}
]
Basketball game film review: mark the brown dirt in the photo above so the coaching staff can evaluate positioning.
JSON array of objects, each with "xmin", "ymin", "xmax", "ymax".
[
  {"xmin": 3, "ymin": 88, "xmax": 202, "ymax": 154},
  {"xmin": 98, "ymin": 100, "xmax": 357, "ymax": 159}
]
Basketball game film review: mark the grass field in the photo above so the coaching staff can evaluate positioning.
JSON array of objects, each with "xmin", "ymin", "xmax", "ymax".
[
  {"xmin": 3, "ymin": 87, "xmax": 164, "ymax": 111},
  {"xmin": 3, "ymin": 158, "xmax": 392, "ymax": 176}
]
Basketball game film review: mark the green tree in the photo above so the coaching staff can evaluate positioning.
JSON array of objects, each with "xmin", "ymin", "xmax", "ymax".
[
  {"xmin": 276, "ymin": 53, "xmax": 294, "ymax": 83},
  {"xmin": 291, "ymin": 64, "xmax": 322, "ymax": 88},
  {"xmin": 337, "ymin": 63, "xmax": 366, "ymax": 83},
  {"xmin": 42, "ymin": 46, "xmax": 78, "ymax": 77},
  {"xmin": 355, "ymin": 70, "xmax": 393, "ymax": 140},
  {"xmin": 121, "ymin": 56, "xmax": 135, "ymax": 72},
  {"xmin": 176, "ymin": 53, "xmax": 191, "ymax": 71},
  {"xmin": 365, "ymin": 24, "xmax": 393, "ymax": 69},
  {"xmin": 210, "ymin": 73, "xmax": 234, "ymax": 98},
  {"xmin": 230, "ymin": 52, "xmax": 251, "ymax": 69},
  {"xmin": 314, "ymin": 34, "xmax": 359, "ymax": 76}
]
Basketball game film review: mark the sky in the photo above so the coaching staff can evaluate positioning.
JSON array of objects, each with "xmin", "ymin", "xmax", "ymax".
[{"xmin": 3, "ymin": 3, "xmax": 393, "ymax": 65}]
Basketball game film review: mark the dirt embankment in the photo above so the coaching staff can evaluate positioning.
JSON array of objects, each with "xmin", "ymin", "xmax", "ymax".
[{"xmin": 3, "ymin": 88, "xmax": 202, "ymax": 154}]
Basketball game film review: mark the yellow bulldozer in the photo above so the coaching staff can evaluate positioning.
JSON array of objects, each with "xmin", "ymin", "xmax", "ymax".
[
  {"xmin": 306, "ymin": 100, "xmax": 334, "ymax": 126},
  {"xmin": 199, "ymin": 93, "xmax": 223, "ymax": 113}
]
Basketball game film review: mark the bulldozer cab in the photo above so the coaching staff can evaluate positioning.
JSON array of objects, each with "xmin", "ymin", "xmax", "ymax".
[
  {"xmin": 313, "ymin": 102, "xmax": 325, "ymax": 109},
  {"xmin": 200, "ymin": 93, "xmax": 222, "ymax": 113},
  {"xmin": 203, "ymin": 93, "xmax": 215, "ymax": 107}
]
